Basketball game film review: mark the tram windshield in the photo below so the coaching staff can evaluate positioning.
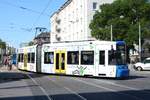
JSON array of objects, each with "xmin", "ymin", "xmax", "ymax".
[
  {"xmin": 116, "ymin": 45, "xmax": 126, "ymax": 65},
  {"xmin": 109, "ymin": 44, "xmax": 126, "ymax": 65}
]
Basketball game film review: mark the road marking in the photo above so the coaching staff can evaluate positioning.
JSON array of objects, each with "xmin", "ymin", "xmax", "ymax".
[
  {"xmin": 63, "ymin": 86, "xmax": 87, "ymax": 100},
  {"xmin": 97, "ymin": 79, "xmax": 139, "ymax": 90},
  {"xmin": 26, "ymin": 74, "xmax": 52, "ymax": 100},
  {"xmin": 72, "ymin": 78, "xmax": 143, "ymax": 100},
  {"xmin": 48, "ymin": 76, "xmax": 87, "ymax": 100},
  {"xmin": 94, "ymin": 79, "xmax": 150, "ymax": 94}
]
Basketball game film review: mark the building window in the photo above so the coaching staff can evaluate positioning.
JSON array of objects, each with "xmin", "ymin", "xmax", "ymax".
[
  {"xmin": 44, "ymin": 52, "xmax": 54, "ymax": 64},
  {"xmin": 67, "ymin": 51, "xmax": 79, "ymax": 64},
  {"xmin": 93, "ymin": 2, "xmax": 97, "ymax": 10},
  {"xmin": 81, "ymin": 51, "xmax": 94, "ymax": 65}
]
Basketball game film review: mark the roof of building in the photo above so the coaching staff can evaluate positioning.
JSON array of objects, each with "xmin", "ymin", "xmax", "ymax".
[
  {"xmin": 35, "ymin": 32, "xmax": 50, "ymax": 39},
  {"xmin": 50, "ymin": 0, "xmax": 72, "ymax": 18}
]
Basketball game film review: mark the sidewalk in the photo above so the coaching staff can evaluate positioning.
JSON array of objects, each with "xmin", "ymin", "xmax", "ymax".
[
  {"xmin": 0, "ymin": 65, "xmax": 18, "ymax": 72},
  {"xmin": 0, "ymin": 65, "xmax": 34, "ymax": 100}
]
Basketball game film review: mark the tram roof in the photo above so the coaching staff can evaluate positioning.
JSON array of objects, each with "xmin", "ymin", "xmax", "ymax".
[
  {"xmin": 18, "ymin": 40, "xmax": 118, "ymax": 51},
  {"xmin": 44, "ymin": 40, "xmax": 116, "ymax": 46}
]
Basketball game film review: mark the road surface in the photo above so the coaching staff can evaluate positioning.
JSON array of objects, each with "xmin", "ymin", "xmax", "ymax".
[{"xmin": 0, "ymin": 65, "xmax": 150, "ymax": 100}]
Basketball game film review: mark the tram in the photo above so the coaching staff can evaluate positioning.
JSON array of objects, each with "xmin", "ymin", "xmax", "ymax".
[{"xmin": 18, "ymin": 40, "xmax": 129, "ymax": 78}]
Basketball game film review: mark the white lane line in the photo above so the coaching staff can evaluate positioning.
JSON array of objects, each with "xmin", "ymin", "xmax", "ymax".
[
  {"xmin": 26, "ymin": 74, "xmax": 52, "ymax": 100},
  {"xmin": 72, "ymin": 78, "xmax": 143, "ymax": 100},
  {"xmin": 48, "ymin": 77, "xmax": 87, "ymax": 100},
  {"xmin": 97, "ymin": 79, "xmax": 139, "ymax": 90},
  {"xmin": 63, "ymin": 86, "xmax": 87, "ymax": 100}
]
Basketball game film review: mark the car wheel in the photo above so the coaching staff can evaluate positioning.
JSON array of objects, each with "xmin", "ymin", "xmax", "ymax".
[{"xmin": 137, "ymin": 66, "xmax": 142, "ymax": 71}]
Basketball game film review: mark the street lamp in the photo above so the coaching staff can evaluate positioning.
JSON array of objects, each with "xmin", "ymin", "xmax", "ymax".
[
  {"xmin": 110, "ymin": 15, "xmax": 124, "ymax": 41},
  {"xmin": 132, "ymin": 8, "xmax": 142, "ymax": 61},
  {"xmin": 139, "ymin": 22, "xmax": 142, "ymax": 62}
]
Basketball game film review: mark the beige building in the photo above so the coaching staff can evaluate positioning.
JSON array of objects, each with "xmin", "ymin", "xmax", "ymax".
[
  {"xmin": 34, "ymin": 32, "xmax": 50, "ymax": 44},
  {"xmin": 50, "ymin": 0, "xmax": 114, "ymax": 43}
]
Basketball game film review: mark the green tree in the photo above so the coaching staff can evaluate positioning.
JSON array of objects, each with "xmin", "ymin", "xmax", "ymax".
[
  {"xmin": 28, "ymin": 41, "xmax": 34, "ymax": 46},
  {"xmin": 0, "ymin": 39, "xmax": 6, "ymax": 49},
  {"xmin": 90, "ymin": 0, "xmax": 150, "ymax": 46}
]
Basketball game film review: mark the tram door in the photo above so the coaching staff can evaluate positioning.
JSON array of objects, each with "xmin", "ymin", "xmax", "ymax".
[
  {"xmin": 36, "ymin": 45, "xmax": 42, "ymax": 73},
  {"xmin": 98, "ymin": 50, "xmax": 106, "ymax": 75},
  {"xmin": 55, "ymin": 50, "xmax": 66, "ymax": 74}
]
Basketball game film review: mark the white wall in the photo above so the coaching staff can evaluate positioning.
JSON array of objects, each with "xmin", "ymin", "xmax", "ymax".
[
  {"xmin": 50, "ymin": 0, "xmax": 114, "ymax": 43},
  {"xmin": 86, "ymin": 0, "xmax": 114, "ymax": 39}
]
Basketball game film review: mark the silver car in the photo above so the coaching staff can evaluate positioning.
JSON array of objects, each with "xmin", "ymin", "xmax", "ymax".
[{"xmin": 133, "ymin": 57, "xmax": 150, "ymax": 71}]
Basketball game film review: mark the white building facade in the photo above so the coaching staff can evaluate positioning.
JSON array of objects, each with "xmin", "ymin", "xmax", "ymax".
[{"xmin": 50, "ymin": 0, "xmax": 114, "ymax": 43}]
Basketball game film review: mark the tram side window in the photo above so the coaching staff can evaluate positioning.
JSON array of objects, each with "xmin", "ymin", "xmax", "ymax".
[
  {"xmin": 81, "ymin": 51, "xmax": 94, "ymax": 65},
  {"xmin": 18, "ymin": 54, "xmax": 21, "ymax": 62},
  {"xmin": 99, "ymin": 51, "xmax": 105, "ymax": 65},
  {"xmin": 20, "ymin": 54, "xmax": 22, "ymax": 62},
  {"xmin": 21, "ymin": 53, "xmax": 24, "ymax": 62},
  {"xmin": 67, "ymin": 51, "xmax": 79, "ymax": 64},
  {"xmin": 28, "ymin": 53, "xmax": 30, "ymax": 63},
  {"xmin": 44, "ymin": 52, "xmax": 54, "ymax": 64},
  {"xmin": 31, "ymin": 53, "xmax": 35, "ymax": 63},
  {"xmin": 109, "ymin": 50, "xmax": 116, "ymax": 65}
]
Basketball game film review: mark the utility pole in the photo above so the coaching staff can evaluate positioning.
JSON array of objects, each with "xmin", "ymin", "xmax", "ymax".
[
  {"xmin": 139, "ymin": 23, "xmax": 141, "ymax": 62},
  {"xmin": 35, "ymin": 27, "xmax": 47, "ymax": 38}
]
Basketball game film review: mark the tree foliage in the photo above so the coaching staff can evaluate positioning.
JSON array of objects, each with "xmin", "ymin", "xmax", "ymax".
[
  {"xmin": 90, "ymin": 0, "xmax": 150, "ymax": 45},
  {"xmin": 28, "ymin": 41, "xmax": 34, "ymax": 46},
  {"xmin": 0, "ymin": 39, "xmax": 6, "ymax": 49}
]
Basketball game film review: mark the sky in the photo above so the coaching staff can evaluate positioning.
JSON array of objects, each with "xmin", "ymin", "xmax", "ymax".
[{"xmin": 0, "ymin": 0, "xmax": 67, "ymax": 48}]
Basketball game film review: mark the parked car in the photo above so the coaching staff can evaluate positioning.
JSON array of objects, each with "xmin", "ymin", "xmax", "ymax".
[{"xmin": 133, "ymin": 57, "xmax": 150, "ymax": 71}]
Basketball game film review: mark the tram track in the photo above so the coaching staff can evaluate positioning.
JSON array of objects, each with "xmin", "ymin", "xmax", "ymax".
[
  {"xmin": 47, "ymin": 77, "xmax": 87, "ymax": 100},
  {"xmin": 46, "ymin": 75, "xmax": 144, "ymax": 100},
  {"xmin": 22, "ymin": 71, "xmax": 150, "ymax": 100},
  {"xmin": 72, "ymin": 76, "xmax": 150, "ymax": 100},
  {"xmin": 24, "ymin": 73, "xmax": 53, "ymax": 100},
  {"xmin": 71, "ymin": 77, "xmax": 143, "ymax": 100},
  {"xmin": 24, "ymin": 72, "xmax": 88, "ymax": 100}
]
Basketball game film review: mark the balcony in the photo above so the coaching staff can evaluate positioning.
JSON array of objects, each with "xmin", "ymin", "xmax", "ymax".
[
  {"xmin": 55, "ymin": 18, "xmax": 61, "ymax": 24},
  {"xmin": 55, "ymin": 34, "xmax": 61, "ymax": 41},
  {"xmin": 55, "ymin": 26, "xmax": 61, "ymax": 33}
]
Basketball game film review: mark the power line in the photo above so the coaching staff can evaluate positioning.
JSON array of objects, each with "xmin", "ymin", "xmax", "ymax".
[
  {"xmin": 31, "ymin": 0, "xmax": 53, "ymax": 30},
  {"xmin": 0, "ymin": 0, "xmax": 50, "ymax": 16},
  {"xmin": 0, "ymin": 23, "xmax": 32, "ymax": 32},
  {"xmin": 0, "ymin": 0, "xmax": 53, "ymax": 33}
]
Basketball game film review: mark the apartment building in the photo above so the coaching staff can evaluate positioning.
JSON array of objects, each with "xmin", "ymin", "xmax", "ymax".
[{"xmin": 50, "ymin": 0, "xmax": 114, "ymax": 43}]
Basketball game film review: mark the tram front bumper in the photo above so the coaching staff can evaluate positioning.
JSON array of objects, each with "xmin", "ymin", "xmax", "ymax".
[{"xmin": 116, "ymin": 68, "xmax": 130, "ymax": 78}]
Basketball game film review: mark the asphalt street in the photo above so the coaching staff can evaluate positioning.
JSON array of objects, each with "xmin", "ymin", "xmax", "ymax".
[{"xmin": 1, "ymin": 65, "xmax": 150, "ymax": 100}]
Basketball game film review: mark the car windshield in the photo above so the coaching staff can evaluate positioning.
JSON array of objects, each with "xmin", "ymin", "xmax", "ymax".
[{"xmin": 142, "ymin": 59, "xmax": 150, "ymax": 63}]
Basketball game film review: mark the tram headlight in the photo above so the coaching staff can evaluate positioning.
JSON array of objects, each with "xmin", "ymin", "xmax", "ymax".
[{"xmin": 117, "ymin": 66, "xmax": 122, "ymax": 69}]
